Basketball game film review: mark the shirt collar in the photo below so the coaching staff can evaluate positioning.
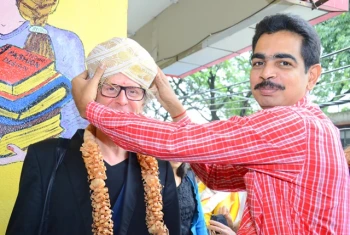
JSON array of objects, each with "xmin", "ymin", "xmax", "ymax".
[{"xmin": 293, "ymin": 95, "xmax": 310, "ymax": 107}]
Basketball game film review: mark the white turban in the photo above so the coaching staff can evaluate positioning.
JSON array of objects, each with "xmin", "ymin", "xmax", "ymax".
[{"xmin": 86, "ymin": 37, "xmax": 157, "ymax": 89}]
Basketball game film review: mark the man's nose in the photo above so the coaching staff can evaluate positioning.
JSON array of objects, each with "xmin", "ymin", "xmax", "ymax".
[
  {"xmin": 260, "ymin": 62, "xmax": 276, "ymax": 80},
  {"xmin": 115, "ymin": 89, "xmax": 128, "ymax": 105}
]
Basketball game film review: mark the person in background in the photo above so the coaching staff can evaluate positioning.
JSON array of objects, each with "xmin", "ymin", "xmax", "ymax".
[
  {"xmin": 207, "ymin": 207, "xmax": 236, "ymax": 235},
  {"xmin": 198, "ymin": 182, "xmax": 246, "ymax": 234},
  {"xmin": 170, "ymin": 162, "xmax": 207, "ymax": 235},
  {"xmin": 6, "ymin": 37, "xmax": 180, "ymax": 235}
]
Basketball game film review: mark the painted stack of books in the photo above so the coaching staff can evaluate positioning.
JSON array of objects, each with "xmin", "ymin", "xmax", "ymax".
[{"xmin": 0, "ymin": 44, "xmax": 71, "ymax": 157}]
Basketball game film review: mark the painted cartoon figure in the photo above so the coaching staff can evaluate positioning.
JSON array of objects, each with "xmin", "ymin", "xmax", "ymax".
[{"xmin": 0, "ymin": 0, "xmax": 88, "ymax": 165}]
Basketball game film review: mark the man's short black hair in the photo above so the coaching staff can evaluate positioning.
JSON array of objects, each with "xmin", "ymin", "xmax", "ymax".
[{"xmin": 252, "ymin": 14, "xmax": 321, "ymax": 72}]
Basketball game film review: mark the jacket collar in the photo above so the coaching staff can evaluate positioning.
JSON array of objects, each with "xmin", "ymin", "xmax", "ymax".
[{"xmin": 64, "ymin": 130, "xmax": 93, "ymax": 234}]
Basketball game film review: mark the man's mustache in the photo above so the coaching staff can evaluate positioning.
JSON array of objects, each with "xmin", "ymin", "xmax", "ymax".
[{"xmin": 254, "ymin": 80, "xmax": 285, "ymax": 90}]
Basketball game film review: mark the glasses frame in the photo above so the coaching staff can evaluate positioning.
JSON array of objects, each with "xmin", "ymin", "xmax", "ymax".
[{"xmin": 100, "ymin": 83, "xmax": 146, "ymax": 101}]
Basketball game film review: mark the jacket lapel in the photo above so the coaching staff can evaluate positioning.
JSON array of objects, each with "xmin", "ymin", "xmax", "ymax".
[
  {"xmin": 63, "ymin": 130, "xmax": 93, "ymax": 234},
  {"xmin": 118, "ymin": 152, "xmax": 143, "ymax": 235}
]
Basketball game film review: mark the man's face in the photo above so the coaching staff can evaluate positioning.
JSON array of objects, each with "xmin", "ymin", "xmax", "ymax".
[
  {"xmin": 95, "ymin": 73, "xmax": 145, "ymax": 114},
  {"xmin": 250, "ymin": 30, "xmax": 316, "ymax": 109}
]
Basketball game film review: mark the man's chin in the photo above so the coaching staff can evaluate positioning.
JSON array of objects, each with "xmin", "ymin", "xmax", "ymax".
[
  {"xmin": 257, "ymin": 98, "xmax": 279, "ymax": 109},
  {"xmin": 259, "ymin": 105, "xmax": 276, "ymax": 109}
]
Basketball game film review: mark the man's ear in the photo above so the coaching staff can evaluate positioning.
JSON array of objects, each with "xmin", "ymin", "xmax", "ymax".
[{"xmin": 307, "ymin": 64, "xmax": 322, "ymax": 91}]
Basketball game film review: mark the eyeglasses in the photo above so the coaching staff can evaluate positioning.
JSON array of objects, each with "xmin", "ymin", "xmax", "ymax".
[{"xmin": 100, "ymin": 83, "xmax": 146, "ymax": 101}]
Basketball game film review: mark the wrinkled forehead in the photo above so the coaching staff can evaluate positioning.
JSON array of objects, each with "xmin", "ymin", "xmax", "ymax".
[{"xmin": 99, "ymin": 73, "xmax": 142, "ymax": 88}]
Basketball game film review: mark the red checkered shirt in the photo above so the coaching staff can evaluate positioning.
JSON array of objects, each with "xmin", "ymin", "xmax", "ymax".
[{"xmin": 86, "ymin": 96, "xmax": 350, "ymax": 235}]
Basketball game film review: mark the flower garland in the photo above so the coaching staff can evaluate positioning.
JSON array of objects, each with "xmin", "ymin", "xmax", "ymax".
[
  {"xmin": 80, "ymin": 125, "xmax": 168, "ymax": 235},
  {"xmin": 137, "ymin": 153, "xmax": 169, "ymax": 235},
  {"xmin": 81, "ymin": 125, "xmax": 113, "ymax": 235}
]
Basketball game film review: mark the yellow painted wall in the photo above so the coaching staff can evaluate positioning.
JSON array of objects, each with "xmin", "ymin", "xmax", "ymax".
[
  {"xmin": 49, "ymin": 0, "xmax": 128, "ymax": 55},
  {"xmin": 0, "ymin": 0, "xmax": 127, "ymax": 233},
  {"xmin": 0, "ymin": 162, "xmax": 23, "ymax": 234}
]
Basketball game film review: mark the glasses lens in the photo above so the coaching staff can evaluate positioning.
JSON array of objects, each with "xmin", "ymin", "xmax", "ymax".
[
  {"xmin": 125, "ymin": 87, "xmax": 145, "ymax": 101},
  {"xmin": 101, "ymin": 84, "xmax": 120, "ymax": 97}
]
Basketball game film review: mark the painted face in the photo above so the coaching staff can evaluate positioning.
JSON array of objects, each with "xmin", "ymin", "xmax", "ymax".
[
  {"xmin": 250, "ymin": 30, "xmax": 318, "ymax": 109},
  {"xmin": 0, "ymin": 0, "xmax": 21, "ymax": 21},
  {"xmin": 95, "ymin": 73, "xmax": 145, "ymax": 114}
]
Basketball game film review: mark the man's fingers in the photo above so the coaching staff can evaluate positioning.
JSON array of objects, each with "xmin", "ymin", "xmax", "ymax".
[
  {"xmin": 224, "ymin": 213, "xmax": 232, "ymax": 220},
  {"xmin": 71, "ymin": 66, "xmax": 104, "ymax": 118},
  {"xmin": 157, "ymin": 66, "xmax": 166, "ymax": 77},
  {"xmin": 207, "ymin": 225, "xmax": 219, "ymax": 231},
  {"xmin": 208, "ymin": 224, "xmax": 223, "ymax": 234},
  {"xmin": 154, "ymin": 70, "xmax": 165, "ymax": 86},
  {"xmin": 77, "ymin": 70, "xmax": 89, "ymax": 80},
  {"xmin": 91, "ymin": 64, "xmax": 106, "ymax": 84},
  {"xmin": 155, "ymin": 67, "xmax": 170, "ymax": 85},
  {"xmin": 71, "ymin": 71, "xmax": 88, "ymax": 91},
  {"xmin": 209, "ymin": 220, "xmax": 224, "ymax": 227},
  {"xmin": 220, "ymin": 206, "xmax": 229, "ymax": 213},
  {"xmin": 85, "ymin": 64, "xmax": 105, "ymax": 101}
]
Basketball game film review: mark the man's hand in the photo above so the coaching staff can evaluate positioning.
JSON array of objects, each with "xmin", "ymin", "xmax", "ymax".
[
  {"xmin": 71, "ymin": 65, "xmax": 105, "ymax": 118},
  {"xmin": 208, "ymin": 220, "xmax": 236, "ymax": 235},
  {"xmin": 218, "ymin": 206, "xmax": 237, "ymax": 232},
  {"xmin": 152, "ymin": 68, "xmax": 186, "ymax": 121}
]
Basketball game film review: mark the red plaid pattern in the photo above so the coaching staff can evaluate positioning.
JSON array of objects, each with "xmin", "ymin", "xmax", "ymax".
[{"xmin": 87, "ymin": 96, "xmax": 350, "ymax": 234}]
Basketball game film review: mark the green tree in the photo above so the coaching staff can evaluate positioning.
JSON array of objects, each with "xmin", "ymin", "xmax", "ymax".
[
  {"xmin": 147, "ymin": 57, "xmax": 256, "ymax": 122},
  {"xmin": 314, "ymin": 12, "xmax": 350, "ymax": 111}
]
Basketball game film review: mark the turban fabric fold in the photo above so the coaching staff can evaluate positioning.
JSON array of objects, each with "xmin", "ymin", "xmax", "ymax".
[{"xmin": 86, "ymin": 37, "xmax": 157, "ymax": 88}]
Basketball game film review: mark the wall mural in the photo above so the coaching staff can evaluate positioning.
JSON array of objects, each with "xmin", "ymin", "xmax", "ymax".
[
  {"xmin": 0, "ymin": 0, "xmax": 87, "ymax": 164},
  {"xmin": 0, "ymin": 0, "xmax": 127, "ymax": 232}
]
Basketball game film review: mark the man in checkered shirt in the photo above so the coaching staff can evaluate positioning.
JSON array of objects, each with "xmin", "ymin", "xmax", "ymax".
[{"xmin": 72, "ymin": 14, "xmax": 350, "ymax": 235}]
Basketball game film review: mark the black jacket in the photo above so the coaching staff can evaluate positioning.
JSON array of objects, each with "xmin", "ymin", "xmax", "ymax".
[{"xmin": 6, "ymin": 130, "xmax": 181, "ymax": 235}]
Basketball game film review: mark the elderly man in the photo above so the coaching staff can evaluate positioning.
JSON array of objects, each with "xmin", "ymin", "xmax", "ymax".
[
  {"xmin": 7, "ymin": 37, "xmax": 180, "ymax": 235},
  {"xmin": 72, "ymin": 14, "xmax": 350, "ymax": 234}
]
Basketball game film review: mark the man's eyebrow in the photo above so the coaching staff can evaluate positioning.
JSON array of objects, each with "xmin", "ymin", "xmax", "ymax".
[
  {"xmin": 251, "ymin": 53, "xmax": 265, "ymax": 61},
  {"xmin": 250, "ymin": 53, "xmax": 298, "ymax": 64},
  {"xmin": 273, "ymin": 53, "xmax": 297, "ymax": 63},
  {"xmin": 110, "ymin": 83, "xmax": 142, "ymax": 88}
]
